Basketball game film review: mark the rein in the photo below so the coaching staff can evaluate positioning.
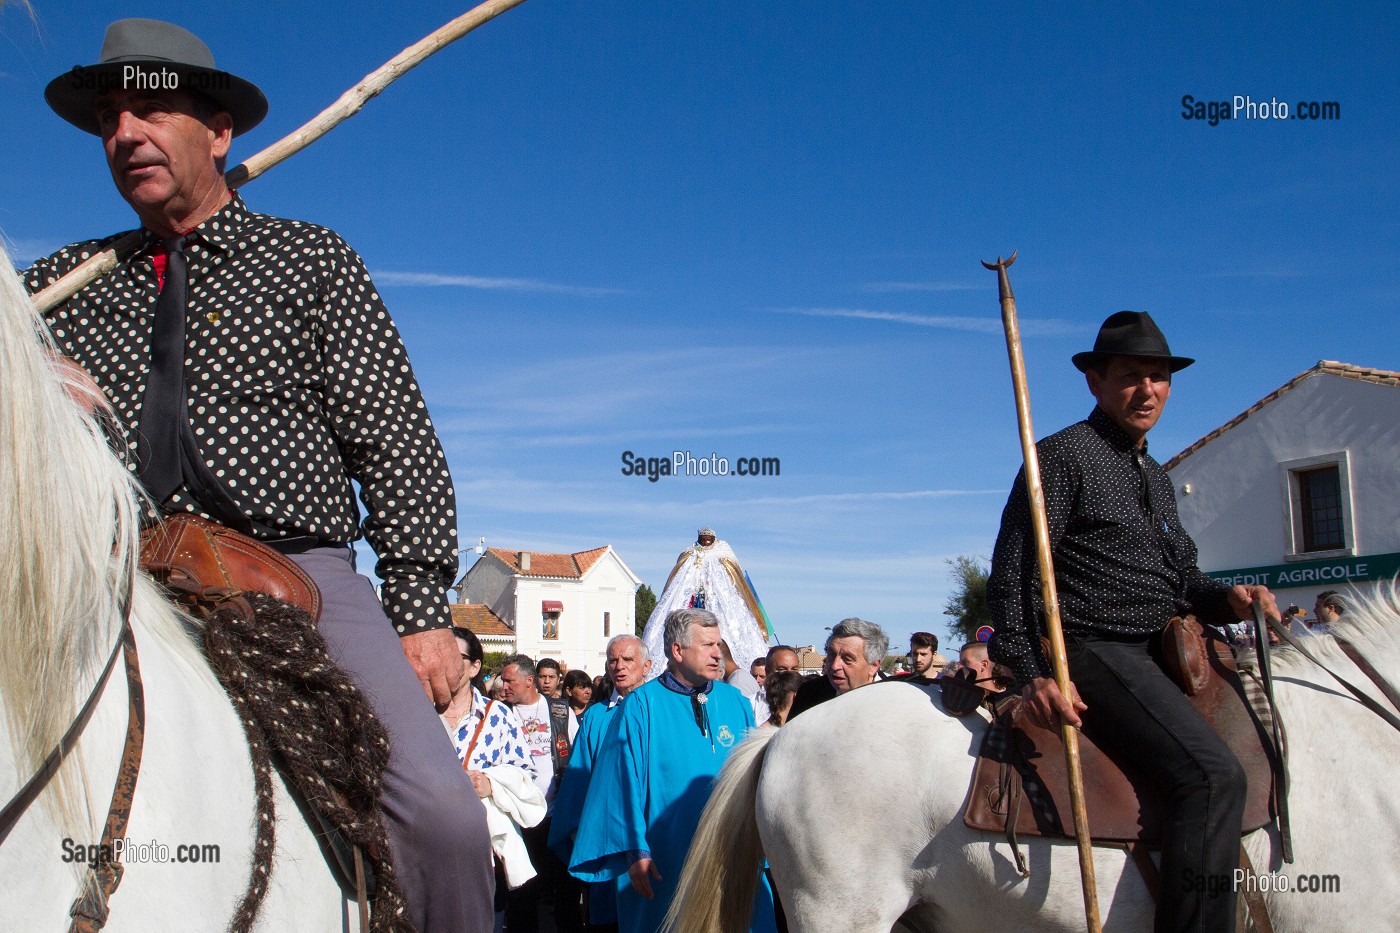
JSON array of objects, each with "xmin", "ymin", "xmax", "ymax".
[{"xmin": 0, "ymin": 574, "xmax": 146, "ymax": 933}]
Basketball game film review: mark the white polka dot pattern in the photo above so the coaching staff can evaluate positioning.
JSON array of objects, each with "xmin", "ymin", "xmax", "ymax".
[
  {"xmin": 986, "ymin": 407, "xmax": 1232, "ymax": 688},
  {"xmin": 24, "ymin": 195, "xmax": 458, "ymax": 636}
]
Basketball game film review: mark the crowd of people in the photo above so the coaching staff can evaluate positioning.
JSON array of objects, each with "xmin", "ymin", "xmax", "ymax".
[{"xmin": 443, "ymin": 611, "xmax": 1019, "ymax": 932}]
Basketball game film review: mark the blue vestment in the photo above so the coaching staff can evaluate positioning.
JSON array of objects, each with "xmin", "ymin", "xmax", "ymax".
[
  {"xmin": 569, "ymin": 676, "xmax": 775, "ymax": 933},
  {"xmin": 549, "ymin": 697, "xmax": 624, "ymax": 924}
]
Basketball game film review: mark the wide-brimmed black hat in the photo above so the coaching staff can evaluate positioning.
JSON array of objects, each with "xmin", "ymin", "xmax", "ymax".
[
  {"xmin": 1072, "ymin": 310, "xmax": 1194, "ymax": 373},
  {"xmin": 45, "ymin": 18, "xmax": 267, "ymax": 137}
]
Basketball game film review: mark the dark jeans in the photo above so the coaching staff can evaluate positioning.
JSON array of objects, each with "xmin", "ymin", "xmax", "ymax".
[
  {"xmin": 507, "ymin": 818, "xmax": 584, "ymax": 932},
  {"xmin": 1067, "ymin": 632, "xmax": 1246, "ymax": 933}
]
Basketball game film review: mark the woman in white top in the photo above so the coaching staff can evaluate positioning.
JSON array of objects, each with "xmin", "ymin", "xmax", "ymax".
[{"xmin": 442, "ymin": 627, "xmax": 545, "ymax": 892}]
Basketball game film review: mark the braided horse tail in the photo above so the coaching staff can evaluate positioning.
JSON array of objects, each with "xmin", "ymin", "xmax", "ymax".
[{"xmin": 664, "ymin": 726, "xmax": 776, "ymax": 933}]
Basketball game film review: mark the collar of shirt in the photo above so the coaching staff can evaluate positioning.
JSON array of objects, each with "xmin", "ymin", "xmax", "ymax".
[
  {"xmin": 658, "ymin": 670, "xmax": 714, "ymax": 696},
  {"xmin": 144, "ymin": 192, "xmax": 250, "ymax": 283},
  {"xmin": 1087, "ymin": 406, "xmax": 1150, "ymax": 457}
]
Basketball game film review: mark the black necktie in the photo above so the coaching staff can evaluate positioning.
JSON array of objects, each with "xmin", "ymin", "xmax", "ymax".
[{"xmin": 137, "ymin": 235, "xmax": 193, "ymax": 505}]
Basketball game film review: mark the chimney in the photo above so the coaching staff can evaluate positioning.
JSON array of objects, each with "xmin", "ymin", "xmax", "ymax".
[{"xmin": 519, "ymin": 551, "xmax": 531, "ymax": 572}]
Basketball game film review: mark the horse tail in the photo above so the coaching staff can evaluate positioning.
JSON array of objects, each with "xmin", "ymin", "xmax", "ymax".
[{"xmin": 664, "ymin": 726, "xmax": 776, "ymax": 933}]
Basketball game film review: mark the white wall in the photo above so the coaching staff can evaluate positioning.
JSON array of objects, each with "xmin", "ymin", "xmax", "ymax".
[{"xmin": 1169, "ymin": 373, "xmax": 1400, "ymax": 609}]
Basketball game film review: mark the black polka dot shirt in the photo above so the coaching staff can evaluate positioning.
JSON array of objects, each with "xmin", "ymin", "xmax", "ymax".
[
  {"xmin": 23, "ymin": 195, "xmax": 458, "ymax": 636},
  {"xmin": 987, "ymin": 406, "xmax": 1232, "ymax": 689}
]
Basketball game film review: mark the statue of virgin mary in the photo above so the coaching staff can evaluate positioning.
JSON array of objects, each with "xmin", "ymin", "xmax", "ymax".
[{"xmin": 641, "ymin": 527, "xmax": 775, "ymax": 674}]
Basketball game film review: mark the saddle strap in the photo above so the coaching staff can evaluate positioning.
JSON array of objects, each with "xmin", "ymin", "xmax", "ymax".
[
  {"xmin": 1333, "ymin": 633, "xmax": 1400, "ymax": 720},
  {"xmin": 68, "ymin": 623, "xmax": 146, "ymax": 933},
  {"xmin": 1251, "ymin": 608, "xmax": 1293, "ymax": 864},
  {"xmin": 1237, "ymin": 845, "xmax": 1275, "ymax": 933}
]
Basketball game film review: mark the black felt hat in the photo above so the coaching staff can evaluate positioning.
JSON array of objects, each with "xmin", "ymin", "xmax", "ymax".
[
  {"xmin": 1072, "ymin": 311, "xmax": 1194, "ymax": 373},
  {"xmin": 45, "ymin": 18, "xmax": 267, "ymax": 137}
]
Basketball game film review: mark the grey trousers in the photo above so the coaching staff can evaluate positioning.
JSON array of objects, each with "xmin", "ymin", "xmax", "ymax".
[{"xmin": 291, "ymin": 547, "xmax": 493, "ymax": 933}]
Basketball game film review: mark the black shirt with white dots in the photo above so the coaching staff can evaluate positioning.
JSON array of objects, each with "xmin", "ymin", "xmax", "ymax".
[
  {"xmin": 987, "ymin": 406, "xmax": 1232, "ymax": 689},
  {"xmin": 24, "ymin": 195, "xmax": 458, "ymax": 636}
]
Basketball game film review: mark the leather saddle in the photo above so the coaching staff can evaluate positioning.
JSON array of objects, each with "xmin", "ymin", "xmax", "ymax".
[
  {"xmin": 963, "ymin": 618, "xmax": 1277, "ymax": 845},
  {"xmin": 139, "ymin": 513, "xmax": 321, "ymax": 620}
]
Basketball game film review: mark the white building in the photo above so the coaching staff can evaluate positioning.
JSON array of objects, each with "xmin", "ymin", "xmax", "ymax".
[
  {"xmin": 454, "ymin": 546, "xmax": 642, "ymax": 676},
  {"xmin": 1165, "ymin": 361, "xmax": 1400, "ymax": 614}
]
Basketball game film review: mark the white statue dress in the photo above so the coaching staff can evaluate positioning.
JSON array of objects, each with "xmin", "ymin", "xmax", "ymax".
[{"xmin": 641, "ymin": 539, "xmax": 772, "ymax": 673}]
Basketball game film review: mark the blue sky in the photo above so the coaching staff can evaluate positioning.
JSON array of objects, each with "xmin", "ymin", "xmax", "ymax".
[{"xmin": 2, "ymin": 1, "xmax": 1396, "ymax": 659}]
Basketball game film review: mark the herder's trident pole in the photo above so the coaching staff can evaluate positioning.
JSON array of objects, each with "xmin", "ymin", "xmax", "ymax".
[{"xmin": 982, "ymin": 251, "xmax": 1102, "ymax": 933}]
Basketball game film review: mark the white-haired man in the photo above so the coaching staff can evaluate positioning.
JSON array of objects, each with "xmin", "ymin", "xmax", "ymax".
[
  {"xmin": 549, "ymin": 634, "xmax": 652, "ymax": 929},
  {"xmin": 570, "ymin": 609, "xmax": 776, "ymax": 932}
]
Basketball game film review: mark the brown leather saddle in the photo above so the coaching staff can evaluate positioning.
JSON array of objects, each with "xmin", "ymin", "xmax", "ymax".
[
  {"xmin": 963, "ymin": 618, "xmax": 1277, "ymax": 847},
  {"xmin": 139, "ymin": 512, "xmax": 321, "ymax": 620}
]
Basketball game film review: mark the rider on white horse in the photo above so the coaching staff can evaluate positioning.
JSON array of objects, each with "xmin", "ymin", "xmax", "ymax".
[
  {"xmin": 986, "ymin": 310, "xmax": 1282, "ymax": 932},
  {"xmin": 25, "ymin": 18, "xmax": 492, "ymax": 930}
]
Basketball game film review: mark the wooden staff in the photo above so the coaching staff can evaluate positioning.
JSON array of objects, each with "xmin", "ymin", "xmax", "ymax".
[
  {"xmin": 982, "ymin": 251, "xmax": 1102, "ymax": 933},
  {"xmin": 30, "ymin": 0, "xmax": 529, "ymax": 314}
]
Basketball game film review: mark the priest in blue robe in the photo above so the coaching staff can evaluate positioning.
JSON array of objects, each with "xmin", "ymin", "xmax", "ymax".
[
  {"xmin": 569, "ymin": 608, "xmax": 776, "ymax": 933},
  {"xmin": 549, "ymin": 633, "xmax": 652, "ymax": 928}
]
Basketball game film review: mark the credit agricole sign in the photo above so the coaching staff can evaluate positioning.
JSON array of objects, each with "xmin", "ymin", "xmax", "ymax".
[{"xmin": 1207, "ymin": 552, "xmax": 1400, "ymax": 589}]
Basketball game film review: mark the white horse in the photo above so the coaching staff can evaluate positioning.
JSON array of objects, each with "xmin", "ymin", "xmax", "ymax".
[
  {"xmin": 669, "ymin": 588, "xmax": 1400, "ymax": 932},
  {"xmin": 0, "ymin": 243, "xmax": 350, "ymax": 930}
]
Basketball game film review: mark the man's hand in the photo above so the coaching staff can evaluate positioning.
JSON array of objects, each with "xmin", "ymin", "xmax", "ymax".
[
  {"xmin": 400, "ymin": 628, "xmax": 464, "ymax": 711},
  {"xmin": 1021, "ymin": 676, "xmax": 1087, "ymax": 730},
  {"xmin": 1227, "ymin": 584, "xmax": 1280, "ymax": 624},
  {"xmin": 629, "ymin": 857, "xmax": 661, "ymax": 899}
]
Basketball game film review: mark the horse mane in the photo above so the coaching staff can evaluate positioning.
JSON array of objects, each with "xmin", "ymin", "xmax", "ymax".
[
  {"xmin": 0, "ymin": 240, "xmax": 203, "ymax": 836},
  {"xmin": 1264, "ymin": 577, "xmax": 1400, "ymax": 703}
]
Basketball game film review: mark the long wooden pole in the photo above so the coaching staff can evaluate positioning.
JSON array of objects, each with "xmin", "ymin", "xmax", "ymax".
[
  {"xmin": 982, "ymin": 251, "xmax": 1102, "ymax": 933},
  {"xmin": 30, "ymin": 0, "xmax": 529, "ymax": 314}
]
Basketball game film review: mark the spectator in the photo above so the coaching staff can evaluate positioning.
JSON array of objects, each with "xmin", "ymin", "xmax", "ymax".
[
  {"xmin": 765, "ymin": 645, "xmax": 800, "ymax": 675},
  {"xmin": 563, "ymin": 669, "xmax": 594, "ymax": 719},
  {"xmin": 750, "ymin": 657, "xmax": 767, "ymax": 688},
  {"xmin": 763, "ymin": 671, "xmax": 804, "ymax": 727},
  {"xmin": 499, "ymin": 655, "xmax": 580, "ymax": 932},
  {"xmin": 441, "ymin": 629, "xmax": 545, "ymax": 896},
  {"xmin": 905, "ymin": 631, "xmax": 947, "ymax": 684},
  {"xmin": 788, "ymin": 618, "xmax": 889, "ymax": 720},
  {"xmin": 1313, "ymin": 591, "xmax": 1346, "ymax": 634},
  {"xmin": 537, "ymin": 657, "xmax": 564, "ymax": 699},
  {"xmin": 957, "ymin": 642, "xmax": 1008, "ymax": 694}
]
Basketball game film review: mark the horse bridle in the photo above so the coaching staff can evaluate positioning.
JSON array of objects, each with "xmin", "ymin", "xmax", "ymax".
[{"xmin": 0, "ymin": 577, "xmax": 146, "ymax": 933}]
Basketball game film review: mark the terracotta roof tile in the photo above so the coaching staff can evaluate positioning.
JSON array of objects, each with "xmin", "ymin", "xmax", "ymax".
[
  {"xmin": 1164, "ymin": 361, "xmax": 1400, "ymax": 471},
  {"xmin": 450, "ymin": 603, "xmax": 515, "ymax": 637},
  {"xmin": 484, "ymin": 545, "xmax": 615, "ymax": 579}
]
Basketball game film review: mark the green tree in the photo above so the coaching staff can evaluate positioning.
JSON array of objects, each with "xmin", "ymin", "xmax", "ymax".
[
  {"xmin": 943, "ymin": 555, "xmax": 992, "ymax": 646},
  {"xmin": 635, "ymin": 583, "xmax": 657, "ymax": 636}
]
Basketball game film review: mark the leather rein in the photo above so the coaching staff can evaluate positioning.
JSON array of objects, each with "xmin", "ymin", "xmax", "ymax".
[{"xmin": 0, "ymin": 573, "xmax": 146, "ymax": 932}]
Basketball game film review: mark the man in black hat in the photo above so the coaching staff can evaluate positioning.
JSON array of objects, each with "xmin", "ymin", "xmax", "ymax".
[
  {"xmin": 24, "ymin": 19, "xmax": 491, "ymax": 932},
  {"xmin": 987, "ymin": 310, "xmax": 1280, "ymax": 932}
]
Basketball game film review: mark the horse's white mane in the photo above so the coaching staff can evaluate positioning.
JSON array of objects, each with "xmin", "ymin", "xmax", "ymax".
[
  {"xmin": 1257, "ymin": 577, "xmax": 1400, "ymax": 709},
  {"xmin": 0, "ymin": 240, "xmax": 200, "ymax": 834}
]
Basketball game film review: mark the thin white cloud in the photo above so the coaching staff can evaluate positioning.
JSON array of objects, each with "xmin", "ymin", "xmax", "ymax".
[
  {"xmin": 773, "ymin": 306, "xmax": 1082, "ymax": 336},
  {"xmin": 372, "ymin": 270, "xmax": 623, "ymax": 296}
]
